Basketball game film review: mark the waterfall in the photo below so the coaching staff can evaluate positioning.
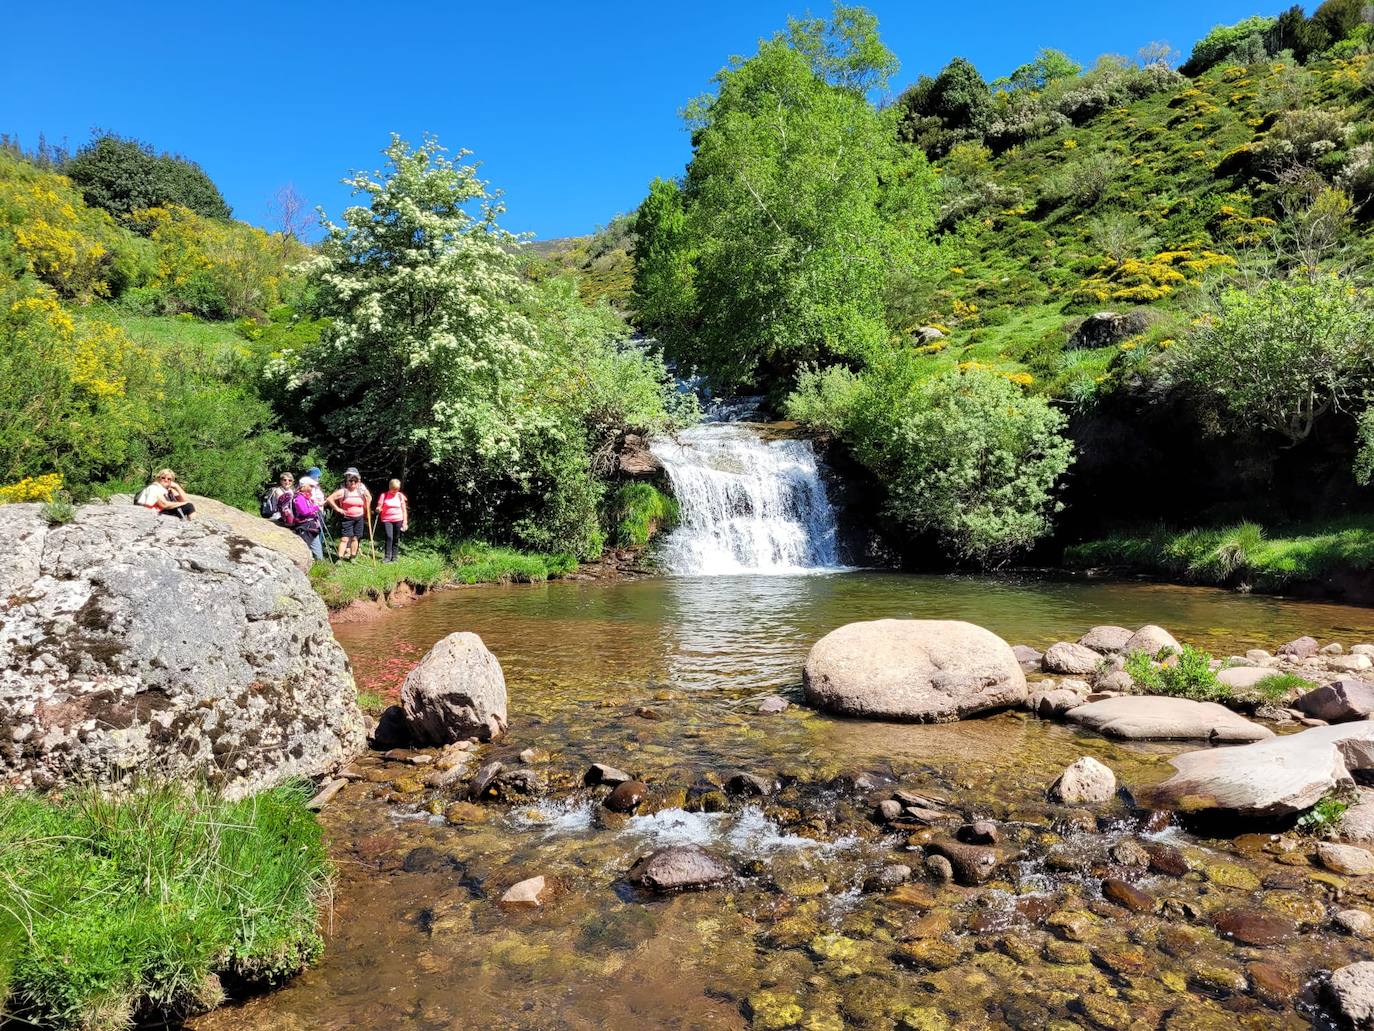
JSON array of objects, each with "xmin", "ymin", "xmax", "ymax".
[{"xmin": 650, "ymin": 419, "xmax": 842, "ymax": 575}]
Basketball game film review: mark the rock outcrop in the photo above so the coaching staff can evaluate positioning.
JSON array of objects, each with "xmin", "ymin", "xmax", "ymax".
[
  {"xmin": 1149, "ymin": 722, "xmax": 1374, "ymax": 818},
  {"xmin": 400, "ymin": 632, "xmax": 508, "ymax": 744},
  {"xmin": 1296, "ymin": 679, "xmax": 1374, "ymax": 723},
  {"xmin": 802, "ymin": 619, "xmax": 1027, "ymax": 722},
  {"xmin": 1064, "ymin": 696, "xmax": 1273, "ymax": 742},
  {"xmin": 0, "ymin": 503, "xmax": 364, "ymax": 796},
  {"xmin": 1068, "ymin": 310, "xmax": 1151, "ymax": 349}
]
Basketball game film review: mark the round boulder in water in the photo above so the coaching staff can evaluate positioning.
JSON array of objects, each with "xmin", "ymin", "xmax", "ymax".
[
  {"xmin": 401, "ymin": 632, "xmax": 508, "ymax": 744},
  {"xmin": 802, "ymin": 619, "xmax": 1027, "ymax": 723}
]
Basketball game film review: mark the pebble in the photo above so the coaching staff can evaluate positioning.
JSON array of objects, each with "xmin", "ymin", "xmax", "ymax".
[
  {"xmin": 1109, "ymin": 837, "xmax": 1149, "ymax": 867},
  {"xmin": 1337, "ymin": 909, "xmax": 1374, "ymax": 937},
  {"xmin": 957, "ymin": 820, "xmax": 1000, "ymax": 846},
  {"xmin": 583, "ymin": 763, "xmax": 632, "ymax": 786},
  {"xmin": 757, "ymin": 695, "xmax": 790, "ymax": 714},
  {"xmin": 466, "ymin": 760, "xmax": 504, "ymax": 801},
  {"xmin": 924, "ymin": 854, "xmax": 954, "ymax": 883},
  {"xmin": 500, "ymin": 875, "xmax": 553, "ymax": 907},
  {"xmin": 1102, "ymin": 877, "xmax": 1155, "ymax": 913}
]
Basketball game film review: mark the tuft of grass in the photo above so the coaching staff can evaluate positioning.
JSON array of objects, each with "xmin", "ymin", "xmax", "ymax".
[
  {"xmin": 1065, "ymin": 516, "xmax": 1374, "ymax": 592},
  {"xmin": 607, "ymin": 483, "xmax": 679, "ymax": 548},
  {"xmin": 356, "ymin": 689, "xmax": 387, "ymax": 714},
  {"xmin": 1249, "ymin": 672, "xmax": 1317, "ymax": 703},
  {"xmin": 1124, "ymin": 644, "xmax": 1228, "ymax": 702},
  {"xmin": 309, "ymin": 550, "xmax": 450, "ymax": 608},
  {"xmin": 39, "ymin": 493, "xmax": 76, "ymax": 525},
  {"xmin": 449, "ymin": 541, "xmax": 577, "ymax": 585},
  {"xmin": 0, "ymin": 780, "xmax": 330, "ymax": 1030},
  {"xmin": 1297, "ymin": 792, "xmax": 1352, "ymax": 834}
]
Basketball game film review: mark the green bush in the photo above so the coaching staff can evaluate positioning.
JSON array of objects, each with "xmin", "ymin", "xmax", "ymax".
[
  {"xmin": 608, "ymin": 483, "xmax": 679, "ymax": 547},
  {"xmin": 64, "ymin": 133, "xmax": 232, "ymax": 220},
  {"xmin": 1124, "ymin": 644, "xmax": 1228, "ymax": 702},
  {"xmin": 0, "ymin": 781, "xmax": 329, "ymax": 1030}
]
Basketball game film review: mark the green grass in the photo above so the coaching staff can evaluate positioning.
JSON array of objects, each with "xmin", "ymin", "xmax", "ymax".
[
  {"xmin": 1124, "ymin": 643, "xmax": 1229, "ymax": 702},
  {"xmin": 607, "ymin": 483, "xmax": 679, "ymax": 548},
  {"xmin": 77, "ymin": 305, "xmax": 248, "ymax": 362},
  {"xmin": 1250, "ymin": 672, "xmax": 1318, "ymax": 703},
  {"xmin": 308, "ymin": 541, "xmax": 579, "ymax": 608},
  {"xmin": 1297, "ymin": 792, "xmax": 1352, "ymax": 834},
  {"xmin": 1065, "ymin": 516, "xmax": 1374, "ymax": 591},
  {"xmin": 0, "ymin": 781, "xmax": 330, "ymax": 1030}
]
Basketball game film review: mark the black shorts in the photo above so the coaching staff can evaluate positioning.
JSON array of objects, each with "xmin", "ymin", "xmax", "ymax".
[{"xmin": 340, "ymin": 515, "xmax": 366, "ymax": 538}]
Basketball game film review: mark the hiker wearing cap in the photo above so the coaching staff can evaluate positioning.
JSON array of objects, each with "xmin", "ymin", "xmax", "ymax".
[
  {"xmin": 326, "ymin": 467, "xmax": 371, "ymax": 561},
  {"xmin": 376, "ymin": 478, "xmax": 409, "ymax": 562},
  {"xmin": 293, "ymin": 476, "xmax": 326, "ymax": 560}
]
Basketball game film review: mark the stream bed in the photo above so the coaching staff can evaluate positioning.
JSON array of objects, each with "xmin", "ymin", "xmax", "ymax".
[{"xmin": 195, "ymin": 572, "xmax": 1374, "ymax": 1030}]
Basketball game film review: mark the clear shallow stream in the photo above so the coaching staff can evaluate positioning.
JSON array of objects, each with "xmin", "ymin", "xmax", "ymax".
[{"xmin": 192, "ymin": 572, "xmax": 1374, "ymax": 1031}]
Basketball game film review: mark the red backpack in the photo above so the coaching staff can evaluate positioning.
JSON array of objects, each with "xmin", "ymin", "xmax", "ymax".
[{"xmin": 282, "ymin": 490, "xmax": 320, "ymax": 530}]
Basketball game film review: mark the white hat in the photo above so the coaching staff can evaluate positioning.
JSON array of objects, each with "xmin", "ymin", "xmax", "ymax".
[{"xmin": 299, "ymin": 476, "xmax": 317, "ymax": 488}]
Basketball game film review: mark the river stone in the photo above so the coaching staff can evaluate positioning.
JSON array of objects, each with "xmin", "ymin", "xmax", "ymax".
[
  {"xmin": 0, "ymin": 502, "xmax": 364, "ymax": 797},
  {"xmin": 1094, "ymin": 670, "xmax": 1135, "ymax": 693},
  {"xmin": 1296, "ymin": 679, "xmax": 1374, "ymax": 723},
  {"xmin": 1048, "ymin": 756, "xmax": 1117, "ymax": 804},
  {"xmin": 1012, "ymin": 645, "xmax": 1043, "ymax": 672},
  {"xmin": 926, "ymin": 839, "xmax": 1000, "ymax": 885},
  {"xmin": 1217, "ymin": 666, "xmax": 1278, "ymax": 691},
  {"xmin": 1034, "ymin": 688, "xmax": 1083, "ymax": 718},
  {"xmin": 1325, "ymin": 643, "xmax": 1347, "ymax": 656},
  {"xmin": 605, "ymin": 779, "xmax": 649, "ymax": 812},
  {"xmin": 1212, "ymin": 907, "xmax": 1297, "ymax": 946},
  {"xmin": 466, "ymin": 761, "xmax": 504, "ymax": 801},
  {"xmin": 1064, "ymin": 696, "xmax": 1273, "ymax": 742},
  {"xmin": 1319, "ymin": 842, "xmax": 1374, "ymax": 876},
  {"xmin": 1337, "ymin": 909, "xmax": 1374, "ymax": 937},
  {"xmin": 1149, "ymin": 722, "xmax": 1374, "ymax": 818},
  {"xmin": 1357, "ymin": 645, "xmax": 1374, "ymax": 656},
  {"xmin": 500, "ymin": 875, "xmax": 554, "ymax": 907},
  {"xmin": 1279, "ymin": 636, "xmax": 1320, "ymax": 659},
  {"xmin": 628, "ymin": 845, "xmax": 732, "ymax": 892},
  {"xmin": 802, "ymin": 619, "xmax": 1027, "ymax": 722},
  {"xmin": 400, "ymin": 632, "xmax": 508, "ymax": 744},
  {"xmin": 757, "ymin": 695, "xmax": 790, "ymax": 714},
  {"xmin": 1330, "ymin": 654, "xmax": 1374, "ymax": 674},
  {"xmin": 1340, "ymin": 789, "xmax": 1374, "ymax": 843},
  {"xmin": 1122, "ymin": 624, "xmax": 1182, "ymax": 657},
  {"xmin": 583, "ymin": 763, "xmax": 632, "ymax": 786},
  {"xmin": 1078, "ymin": 626, "xmax": 1134, "ymax": 654},
  {"xmin": 1329, "ymin": 961, "xmax": 1374, "ymax": 1028},
  {"xmin": 1043, "ymin": 641, "xmax": 1101, "ymax": 675},
  {"xmin": 1102, "ymin": 877, "xmax": 1155, "ymax": 913}
]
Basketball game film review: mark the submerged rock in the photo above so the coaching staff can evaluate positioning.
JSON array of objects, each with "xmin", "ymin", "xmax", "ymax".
[
  {"xmin": 757, "ymin": 694, "xmax": 790, "ymax": 714},
  {"xmin": 604, "ymin": 779, "xmax": 649, "ymax": 812},
  {"xmin": 0, "ymin": 502, "xmax": 364, "ymax": 796},
  {"xmin": 1296, "ymin": 679, "xmax": 1374, "ymax": 723},
  {"xmin": 500, "ymin": 875, "xmax": 554, "ymax": 907},
  {"xmin": 1318, "ymin": 842, "xmax": 1374, "ymax": 876},
  {"xmin": 1149, "ymin": 722, "xmax": 1374, "ymax": 818},
  {"xmin": 1064, "ymin": 695, "xmax": 1273, "ymax": 742},
  {"xmin": 583, "ymin": 763, "xmax": 632, "ymax": 786},
  {"xmin": 1101, "ymin": 877, "xmax": 1155, "ymax": 913},
  {"xmin": 802, "ymin": 619, "xmax": 1027, "ymax": 722},
  {"xmin": 400, "ymin": 632, "xmax": 508, "ymax": 744},
  {"xmin": 628, "ymin": 845, "xmax": 732, "ymax": 892},
  {"xmin": 1212, "ymin": 907, "xmax": 1297, "ymax": 946},
  {"xmin": 1012, "ymin": 644, "xmax": 1043, "ymax": 672},
  {"xmin": 1048, "ymin": 756, "xmax": 1117, "ymax": 804},
  {"xmin": 926, "ymin": 839, "xmax": 1000, "ymax": 885}
]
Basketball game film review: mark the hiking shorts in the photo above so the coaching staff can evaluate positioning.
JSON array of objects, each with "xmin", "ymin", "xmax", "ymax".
[{"xmin": 340, "ymin": 515, "xmax": 366, "ymax": 539}]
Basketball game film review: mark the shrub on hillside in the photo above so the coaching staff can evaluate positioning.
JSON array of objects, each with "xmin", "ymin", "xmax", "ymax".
[
  {"xmin": 1182, "ymin": 16, "xmax": 1277, "ymax": 76},
  {"xmin": 64, "ymin": 133, "xmax": 231, "ymax": 220}
]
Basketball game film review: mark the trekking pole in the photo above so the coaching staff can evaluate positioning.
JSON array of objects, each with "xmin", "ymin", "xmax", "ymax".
[{"xmin": 365, "ymin": 503, "xmax": 378, "ymax": 564}]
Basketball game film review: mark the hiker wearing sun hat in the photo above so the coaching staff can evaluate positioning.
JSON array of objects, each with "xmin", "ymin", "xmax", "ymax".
[{"xmin": 326, "ymin": 467, "xmax": 372, "ymax": 561}]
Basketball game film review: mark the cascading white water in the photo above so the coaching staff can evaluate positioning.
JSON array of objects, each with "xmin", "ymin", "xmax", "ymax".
[{"xmin": 650, "ymin": 419, "xmax": 842, "ymax": 575}]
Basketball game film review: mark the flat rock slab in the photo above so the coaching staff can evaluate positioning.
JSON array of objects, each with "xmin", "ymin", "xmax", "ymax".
[
  {"xmin": 1216, "ymin": 666, "xmax": 1277, "ymax": 691},
  {"xmin": 629, "ymin": 845, "xmax": 732, "ymax": 892},
  {"xmin": 1149, "ymin": 722, "xmax": 1374, "ymax": 818},
  {"xmin": 803, "ymin": 619, "xmax": 1026, "ymax": 723},
  {"xmin": 1064, "ymin": 696, "xmax": 1273, "ymax": 743}
]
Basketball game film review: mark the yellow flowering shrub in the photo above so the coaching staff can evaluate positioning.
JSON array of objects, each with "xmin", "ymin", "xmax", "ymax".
[
  {"xmin": 0, "ymin": 473, "xmax": 63, "ymax": 504},
  {"xmin": 1071, "ymin": 249, "xmax": 1236, "ymax": 305},
  {"xmin": 0, "ymin": 172, "xmax": 115, "ymax": 302}
]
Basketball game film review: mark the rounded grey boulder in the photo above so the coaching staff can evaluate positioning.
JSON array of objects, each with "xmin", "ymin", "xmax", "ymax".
[
  {"xmin": 0, "ymin": 503, "xmax": 364, "ymax": 797},
  {"xmin": 803, "ymin": 619, "xmax": 1027, "ymax": 723},
  {"xmin": 401, "ymin": 632, "xmax": 508, "ymax": 744}
]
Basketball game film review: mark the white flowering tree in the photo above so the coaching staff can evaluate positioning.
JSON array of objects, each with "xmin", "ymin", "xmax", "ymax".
[{"xmin": 276, "ymin": 135, "xmax": 685, "ymax": 555}]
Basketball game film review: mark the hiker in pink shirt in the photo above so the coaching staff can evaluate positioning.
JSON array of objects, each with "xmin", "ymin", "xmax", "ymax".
[{"xmin": 376, "ymin": 479, "xmax": 409, "ymax": 563}]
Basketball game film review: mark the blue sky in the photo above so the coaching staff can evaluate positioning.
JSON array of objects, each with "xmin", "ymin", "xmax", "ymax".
[{"xmin": 3, "ymin": 1, "xmax": 1268, "ymax": 240}]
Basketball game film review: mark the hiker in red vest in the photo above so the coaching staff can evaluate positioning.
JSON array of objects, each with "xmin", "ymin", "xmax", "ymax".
[{"xmin": 326, "ymin": 467, "xmax": 371, "ymax": 561}]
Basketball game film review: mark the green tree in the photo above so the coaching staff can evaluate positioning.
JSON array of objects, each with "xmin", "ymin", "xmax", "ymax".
[
  {"xmin": 632, "ymin": 178, "xmax": 696, "ymax": 339},
  {"xmin": 897, "ymin": 57, "xmax": 994, "ymax": 156},
  {"xmin": 659, "ymin": 7, "xmax": 933, "ymax": 390},
  {"xmin": 64, "ymin": 133, "xmax": 231, "ymax": 220},
  {"xmin": 1171, "ymin": 276, "xmax": 1374, "ymax": 445},
  {"xmin": 277, "ymin": 135, "xmax": 686, "ymax": 556},
  {"xmin": 995, "ymin": 49, "xmax": 1083, "ymax": 93}
]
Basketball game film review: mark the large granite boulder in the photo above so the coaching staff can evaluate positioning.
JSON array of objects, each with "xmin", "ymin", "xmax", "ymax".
[
  {"xmin": 0, "ymin": 503, "xmax": 364, "ymax": 797},
  {"xmin": 1077, "ymin": 626, "xmax": 1134, "ymax": 654},
  {"xmin": 400, "ymin": 632, "xmax": 508, "ymax": 744},
  {"xmin": 1149, "ymin": 722, "xmax": 1374, "ymax": 818},
  {"xmin": 1064, "ymin": 696, "xmax": 1273, "ymax": 742},
  {"xmin": 1122, "ymin": 625, "xmax": 1182, "ymax": 657},
  {"xmin": 1330, "ymin": 961, "xmax": 1374, "ymax": 1028},
  {"xmin": 803, "ymin": 619, "xmax": 1027, "ymax": 723},
  {"xmin": 1043, "ymin": 641, "xmax": 1101, "ymax": 675},
  {"xmin": 187, "ymin": 494, "xmax": 312, "ymax": 572},
  {"xmin": 1068, "ymin": 310, "xmax": 1151, "ymax": 349}
]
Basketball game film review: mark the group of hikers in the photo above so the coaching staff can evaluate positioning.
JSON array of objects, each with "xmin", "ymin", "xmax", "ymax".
[
  {"xmin": 135, "ymin": 465, "xmax": 411, "ymax": 564},
  {"xmin": 263, "ymin": 467, "xmax": 410, "ymax": 563}
]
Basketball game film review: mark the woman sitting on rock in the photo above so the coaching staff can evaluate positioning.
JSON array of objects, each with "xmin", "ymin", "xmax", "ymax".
[{"xmin": 136, "ymin": 469, "xmax": 195, "ymax": 520}]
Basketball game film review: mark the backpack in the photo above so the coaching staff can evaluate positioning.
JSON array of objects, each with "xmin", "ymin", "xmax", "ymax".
[
  {"xmin": 260, "ymin": 489, "xmax": 280, "ymax": 519},
  {"xmin": 288, "ymin": 490, "xmax": 321, "ymax": 532}
]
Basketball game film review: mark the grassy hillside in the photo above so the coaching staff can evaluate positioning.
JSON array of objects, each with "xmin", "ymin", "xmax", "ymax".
[
  {"xmin": 893, "ymin": 51, "xmax": 1374, "ymax": 402},
  {"xmin": 525, "ymin": 214, "xmax": 635, "ymax": 309}
]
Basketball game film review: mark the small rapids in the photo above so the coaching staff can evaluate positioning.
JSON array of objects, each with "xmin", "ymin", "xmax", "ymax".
[{"xmin": 650, "ymin": 420, "xmax": 842, "ymax": 575}]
